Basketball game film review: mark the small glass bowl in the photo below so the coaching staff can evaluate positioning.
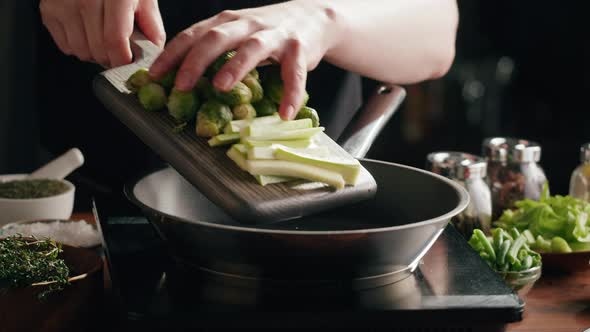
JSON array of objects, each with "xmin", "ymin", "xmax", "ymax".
[{"xmin": 494, "ymin": 264, "xmax": 542, "ymax": 296}]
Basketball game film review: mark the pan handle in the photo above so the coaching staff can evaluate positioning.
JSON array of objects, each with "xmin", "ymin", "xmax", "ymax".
[{"xmin": 337, "ymin": 85, "xmax": 406, "ymax": 159}]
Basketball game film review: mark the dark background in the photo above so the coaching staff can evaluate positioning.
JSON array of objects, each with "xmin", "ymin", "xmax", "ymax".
[{"xmin": 1, "ymin": 1, "xmax": 588, "ymax": 205}]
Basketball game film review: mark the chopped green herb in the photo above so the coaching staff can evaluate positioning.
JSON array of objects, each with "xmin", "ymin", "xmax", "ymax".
[
  {"xmin": 0, "ymin": 235, "xmax": 70, "ymax": 300},
  {"xmin": 0, "ymin": 179, "xmax": 69, "ymax": 199}
]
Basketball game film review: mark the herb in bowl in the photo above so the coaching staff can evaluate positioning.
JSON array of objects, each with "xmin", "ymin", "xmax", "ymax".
[
  {"xmin": 0, "ymin": 235, "xmax": 70, "ymax": 300},
  {"xmin": 0, "ymin": 179, "xmax": 70, "ymax": 199}
]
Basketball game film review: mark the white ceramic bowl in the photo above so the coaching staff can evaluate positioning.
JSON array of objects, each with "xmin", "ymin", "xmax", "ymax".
[{"xmin": 0, "ymin": 174, "xmax": 75, "ymax": 227}]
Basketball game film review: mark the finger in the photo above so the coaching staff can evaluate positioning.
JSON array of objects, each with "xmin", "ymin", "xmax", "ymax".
[
  {"xmin": 174, "ymin": 20, "xmax": 261, "ymax": 91},
  {"xmin": 135, "ymin": 0, "xmax": 166, "ymax": 48},
  {"xmin": 279, "ymin": 39, "xmax": 307, "ymax": 120},
  {"xmin": 104, "ymin": 0, "xmax": 135, "ymax": 67},
  {"xmin": 80, "ymin": 0, "xmax": 109, "ymax": 66},
  {"xmin": 213, "ymin": 29, "xmax": 282, "ymax": 91},
  {"xmin": 43, "ymin": 18, "xmax": 72, "ymax": 55},
  {"xmin": 149, "ymin": 11, "xmax": 239, "ymax": 79},
  {"xmin": 64, "ymin": 13, "xmax": 92, "ymax": 62}
]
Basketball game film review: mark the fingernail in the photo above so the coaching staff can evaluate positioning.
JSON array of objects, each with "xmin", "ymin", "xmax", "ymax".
[
  {"xmin": 214, "ymin": 71, "xmax": 234, "ymax": 91},
  {"xmin": 175, "ymin": 71, "xmax": 193, "ymax": 90},
  {"xmin": 285, "ymin": 105, "xmax": 295, "ymax": 120}
]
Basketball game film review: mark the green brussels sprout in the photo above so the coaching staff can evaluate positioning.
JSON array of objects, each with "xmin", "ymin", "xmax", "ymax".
[
  {"xmin": 242, "ymin": 75, "xmax": 263, "ymax": 103},
  {"xmin": 195, "ymin": 77, "xmax": 215, "ymax": 100},
  {"xmin": 156, "ymin": 69, "xmax": 177, "ymax": 90},
  {"xmin": 212, "ymin": 81, "xmax": 252, "ymax": 106},
  {"xmin": 167, "ymin": 88, "xmax": 199, "ymax": 123},
  {"xmin": 295, "ymin": 106, "xmax": 320, "ymax": 127},
  {"xmin": 248, "ymin": 68, "xmax": 259, "ymax": 80},
  {"xmin": 138, "ymin": 83, "xmax": 167, "ymax": 111},
  {"xmin": 125, "ymin": 68, "xmax": 152, "ymax": 92},
  {"xmin": 252, "ymin": 97, "xmax": 277, "ymax": 117},
  {"xmin": 196, "ymin": 100, "xmax": 232, "ymax": 137},
  {"xmin": 262, "ymin": 66, "xmax": 309, "ymax": 106},
  {"xmin": 232, "ymin": 103, "xmax": 257, "ymax": 120},
  {"xmin": 206, "ymin": 50, "xmax": 236, "ymax": 78}
]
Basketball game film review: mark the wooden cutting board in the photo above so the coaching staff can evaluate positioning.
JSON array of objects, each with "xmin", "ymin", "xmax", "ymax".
[{"xmin": 92, "ymin": 31, "xmax": 377, "ymax": 225}]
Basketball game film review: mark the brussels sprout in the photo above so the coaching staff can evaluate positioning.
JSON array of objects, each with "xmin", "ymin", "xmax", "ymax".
[
  {"xmin": 156, "ymin": 69, "xmax": 177, "ymax": 90},
  {"xmin": 125, "ymin": 68, "xmax": 152, "ymax": 92},
  {"xmin": 138, "ymin": 83, "xmax": 167, "ymax": 111},
  {"xmin": 252, "ymin": 97, "xmax": 277, "ymax": 117},
  {"xmin": 212, "ymin": 81, "xmax": 252, "ymax": 106},
  {"xmin": 196, "ymin": 100, "xmax": 233, "ymax": 137},
  {"xmin": 232, "ymin": 103, "xmax": 256, "ymax": 120},
  {"xmin": 206, "ymin": 50, "xmax": 236, "ymax": 78},
  {"xmin": 295, "ymin": 106, "xmax": 320, "ymax": 127},
  {"xmin": 262, "ymin": 66, "xmax": 309, "ymax": 106},
  {"xmin": 242, "ymin": 75, "xmax": 263, "ymax": 103},
  {"xmin": 167, "ymin": 88, "xmax": 199, "ymax": 123},
  {"xmin": 195, "ymin": 77, "xmax": 214, "ymax": 100},
  {"xmin": 248, "ymin": 68, "xmax": 259, "ymax": 80}
]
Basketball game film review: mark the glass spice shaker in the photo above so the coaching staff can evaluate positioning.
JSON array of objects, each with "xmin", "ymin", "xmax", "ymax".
[
  {"xmin": 426, "ymin": 151, "xmax": 492, "ymax": 237},
  {"xmin": 569, "ymin": 142, "xmax": 590, "ymax": 202},
  {"xmin": 482, "ymin": 137, "xmax": 548, "ymax": 220}
]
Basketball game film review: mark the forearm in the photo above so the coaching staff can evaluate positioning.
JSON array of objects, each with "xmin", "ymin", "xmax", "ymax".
[{"xmin": 316, "ymin": 0, "xmax": 459, "ymax": 84}]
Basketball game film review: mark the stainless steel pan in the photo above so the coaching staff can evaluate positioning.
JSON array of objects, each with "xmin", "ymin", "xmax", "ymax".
[{"xmin": 124, "ymin": 85, "xmax": 469, "ymax": 288}]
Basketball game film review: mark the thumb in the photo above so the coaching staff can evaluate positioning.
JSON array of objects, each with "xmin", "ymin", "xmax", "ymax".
[{"xmin": 135, "ymin": 0, "xmax": 166, "ymax": 48}]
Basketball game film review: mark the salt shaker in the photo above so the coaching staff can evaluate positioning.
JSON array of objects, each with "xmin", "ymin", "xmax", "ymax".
[
  {"xmin": 426, "ymin": 151, "xmax": 492, "ymax": 237},
  {"xmin": 569, "ymin": 142, "xmax": 590, "ymax": 202},
  {"xmin": 482, "ymin": 137, "xmax": 547, "ymax": 220}
]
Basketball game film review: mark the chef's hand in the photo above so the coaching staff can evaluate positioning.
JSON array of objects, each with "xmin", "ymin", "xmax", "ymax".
[
  {"xmin": 39, "ymin": 0, "xmax": 165, "ymax": 67},
  {"xmin": 149, "ymin": 1, "xmax": 341, "ymax": 120}
]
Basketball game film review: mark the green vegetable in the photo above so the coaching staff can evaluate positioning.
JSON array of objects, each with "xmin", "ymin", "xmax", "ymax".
[
  {"xmin": 208, "ymin": 133, "xmax": 240, "ymax": 147},
  {"xmin": 242, "ymin": 75, "xmax": 264, "ymax": 103},
  {"xmin": 273, "ymin": 145, "xmax": 361, "ymax": 185},
  {"xmin": 242, "ymin": 118, "xmax": 313, "ymax": 137},
  {"xmin": 242, "ymin": 127, "xmax": 324, "ymax": 141},
  {"xmin": 468, "ymin": 228, "xmax": 541, "ymax": 272},
  {"xmin": 196, "ymin": 100, "xmax": 233, "ymax": 137},
  {"xmin": 0, "ymin": 179, "xmax": 69, "ymax": 199},
  {"xmin": 213, "ymin": 81, "xmax": 253, "ymax": 106},
  {"xmin": 206, "ymin": 51, "xmax": 236, "ymax": 78},
  {"xmin": 551, "ymin": 236, "xmax": 572, "ymax": 253},
  {"xmin": 167, "ymin": 88, "xmax": 199, "ymax": 123},
  {"xmin": 262, "ymin": 67, "xmax": 309, "ymax": 106},
  {"xmin": 156, "ymin": 69, "xmax": 177, "ymax": 90},
  {"xmin": 232, "ymin": 103, "xmax": 257, "ymax": 120},
  {"xmin": 0, "ymin": 235, "xmax": 70, "ymax": 301},
  {"xmin": 254, "ymin": 174, "xmax": 293, "ymax": 186},
  {"xmin": 296, "ymin": 106, "xmax": 320, "ymax": 127},
  {"xmin": 243, "ymin": 138, "xmax": 312, "ymax": 149},
  {"xmin": 195, "ymin": 77, "xmax": 215, "ymax": 100},
  {"xmin": 125, "ymin": 68, "xmax": 152, "ymax": 92},
  {"xmin": 493, "ymin": 182, "xmax": 590, "ymax": 252},
  {"xmin": 253, "ymin": 97, "xmax": 278, "ymax": 117},
  {"xmin": 138, "ymin": 83, "xmax": 167, "ymax": 111},
  {"xmin": 248, "ymin": 68, "xmax": 259, "ymax": 80},
  {"xmin": 224, "ymin": 113, "xmax": 281, "ymax": 134},
  {"xmin": 247, "ymin": 159, "xmax": 345, "ymax": 190}
]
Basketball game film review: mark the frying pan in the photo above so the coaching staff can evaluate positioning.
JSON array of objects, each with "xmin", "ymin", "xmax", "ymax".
[{"xmin": 124, "ymin": 85, "xmax": 469, "ymax": 288}]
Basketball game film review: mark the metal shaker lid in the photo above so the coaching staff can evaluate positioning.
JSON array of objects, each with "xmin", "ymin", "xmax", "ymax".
[
  {"xmin": 580, "ymin": 142, "xmax": 590, "ymax": 163},
  {"xmin": 426, "ymin": 151, "xmax": 487, "ymax": 180},
  {"xmin": 482, "ymin": 137, "xmax": 541, "ymax": 163}
]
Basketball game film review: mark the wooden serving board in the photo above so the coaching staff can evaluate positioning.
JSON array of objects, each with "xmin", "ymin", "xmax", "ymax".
[{"xmin": 92, "ymin": 75, "xmax": 377, "ymax": 224}]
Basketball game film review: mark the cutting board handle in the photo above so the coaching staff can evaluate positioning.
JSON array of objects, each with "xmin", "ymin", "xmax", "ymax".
[{"xmin": 337, "ymin": 85, "xmax": 406, "ymax": 159}]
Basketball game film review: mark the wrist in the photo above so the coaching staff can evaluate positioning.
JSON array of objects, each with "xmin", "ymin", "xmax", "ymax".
[{"xmin": 294, "ymin": 0, "xmax": 347, "ymax": 59}]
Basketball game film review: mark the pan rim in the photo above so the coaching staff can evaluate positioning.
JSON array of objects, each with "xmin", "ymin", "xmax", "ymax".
[{"xmin": 125, "ymin": 158, "xmax": 470, "ymax": 235}]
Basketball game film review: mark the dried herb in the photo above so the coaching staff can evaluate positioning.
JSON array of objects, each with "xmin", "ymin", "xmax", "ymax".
[
  {"xmin": 0, "ymin": 179, "xmax": 69, "ymax": 199},
  {"xmin": 0, "ymin": 235, "xmax": 70, "ymax": 300}
]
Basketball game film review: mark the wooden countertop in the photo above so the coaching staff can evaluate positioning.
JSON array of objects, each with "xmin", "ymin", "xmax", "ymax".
[{"xmin": 72, "ymin": 212, "xmax": 590, "ymax": 331}]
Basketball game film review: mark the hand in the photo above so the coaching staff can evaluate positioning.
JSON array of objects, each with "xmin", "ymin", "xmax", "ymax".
[
  {"xmin": 149, "ymin": 1, "xmax": 342, "ymax": 120},
  {"xmin": 39, "ymin": 0, "xmax": 166, "ymax": 67}
]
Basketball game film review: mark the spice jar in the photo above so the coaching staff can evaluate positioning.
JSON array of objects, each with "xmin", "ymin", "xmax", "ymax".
[
  {"xmin": 426, "ymin": 151, "xmax": 492, "ymax": 237},
  {"xmin": 482, "ymin": 137, "xmax": 547, "ymax": 220},
  {"xmin": 569, "ymin": 142, "xmax": 590, "ymax": 202}
]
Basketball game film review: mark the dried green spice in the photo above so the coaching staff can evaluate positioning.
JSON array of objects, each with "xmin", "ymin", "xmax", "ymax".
[
  {"xmin": 0, "ymin": 235, "xmax": 70, "ymax": 300},
  {"xmin": 0, "ymin": 179, "xmax": 69, "ymax": 199}
]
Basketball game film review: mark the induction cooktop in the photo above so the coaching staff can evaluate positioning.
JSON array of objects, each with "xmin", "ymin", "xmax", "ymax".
[{"xmin": 92, "ymin": 196, "xmax": 523, "ymax": 331}]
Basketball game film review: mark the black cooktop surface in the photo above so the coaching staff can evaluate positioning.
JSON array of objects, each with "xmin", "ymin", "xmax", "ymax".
[{"xmin": 93, "ymin": 197, "xmax": 523, "ymax": 331}]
